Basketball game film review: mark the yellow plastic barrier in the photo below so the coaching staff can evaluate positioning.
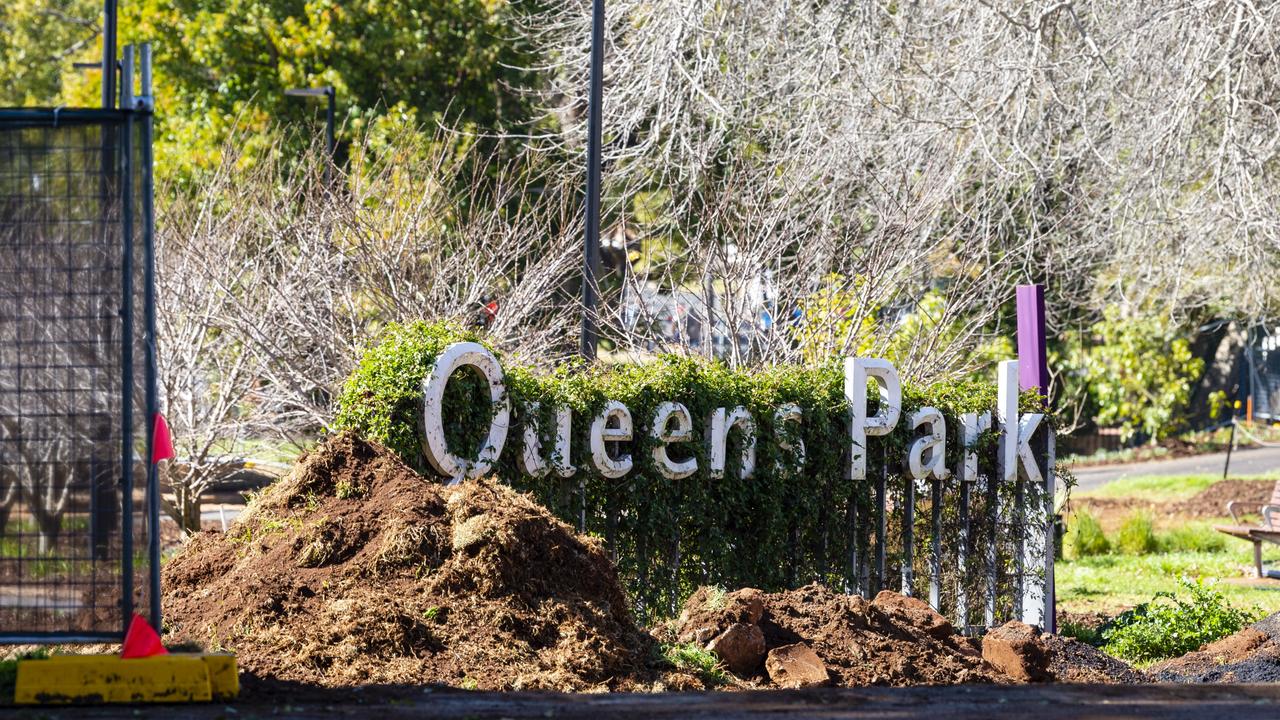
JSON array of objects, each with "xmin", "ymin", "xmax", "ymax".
[{"xmin": 14, "ymin": 653, "xmax": 238, "ymax": 704}]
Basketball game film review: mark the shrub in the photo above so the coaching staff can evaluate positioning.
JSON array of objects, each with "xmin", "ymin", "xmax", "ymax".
[
  {"xmin": 1159, "ymin": 524, "xmax": 1228, "ymax": 554},
  {"xmin": 1068, "ymin": 510, "xmax": 1110, "ymax": 558},
  {"xmin": 1116, "ymin": 513, "xmax": 1159, "ymax": 555},
  {"xmin": 333, "ymin": 320, "xmax": 1056, "ymax": 619},
  {"xmin": 1101, "ymin": 577, "xmax": 1263, "ymax": 664},
  {"xmin": 334, "ymin": 321, "xmax": 491, "ymax": 473}
]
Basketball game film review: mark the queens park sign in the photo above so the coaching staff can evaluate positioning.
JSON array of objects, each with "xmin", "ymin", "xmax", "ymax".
[{"xmin": 414, "ymin": 341, "xmax": 1056, "ymax": 631}]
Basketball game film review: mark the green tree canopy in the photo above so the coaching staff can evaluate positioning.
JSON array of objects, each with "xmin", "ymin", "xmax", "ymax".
[
  {"xmin": 0, "ymin": 1, "xmax": 100, "ymax": 106},
  {"xmin": 1, "ymin": 1, "xmax": 541, "ymax": 178}
]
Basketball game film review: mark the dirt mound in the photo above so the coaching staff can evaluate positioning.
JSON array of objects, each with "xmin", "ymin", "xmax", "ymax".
[
  {"xmin": 1152, "ymin": 612, "xmax": 1280, "ymax": 683},
  {"xmin": 1173, "ymin": 480, "xmax": 1277, "ymax": 518},
  {"xmin": 664, "ymin": 584, "xmax": 1004, "ymax": 686},
  {"xmin": 1041, "ymin": 634, "xmax": 1148, "ymax": 683},
  {"xmin": 162, "ymin": 432, "xmax": 663, "ymax": 691}
]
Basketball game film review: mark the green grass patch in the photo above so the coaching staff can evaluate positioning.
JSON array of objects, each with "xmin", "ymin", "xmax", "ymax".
[
  {"xmin": 1065, "ymin": 509, "xmax": 1111, "ymax": 558},
  {"xmin": 1116, "ymin": 513, "xmax": 1159, "ymax": 555},
  {"xmin": 1057, "ymin": 546, "xmax": 1280, "ymax": 615},
  {"xmin": 1078, "ymin": 474, "xmax": 1220, "ymax": 502},
  {"xmin": 661, "ymin": 643, "xmax": 730, "ymax": 686},
  {"xmin": 1160, "ymin": 522, "xmax": 1229, "ymax": 553}
]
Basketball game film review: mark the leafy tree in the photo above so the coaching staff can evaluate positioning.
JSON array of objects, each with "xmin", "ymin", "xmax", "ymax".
[
  {"xmin": 0, "ymin": 1, "xmax": 101, "ymax": 106},
  {"xmin": 43, "ymin": 0, "xmax": 543, "ymax": 178},
  {"xmin": 1075, "ymin": 307, "xmax": 1204, "ymax": 443}
]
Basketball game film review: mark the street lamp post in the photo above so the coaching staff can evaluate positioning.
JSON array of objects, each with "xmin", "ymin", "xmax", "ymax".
[
  {"xmin": 285, "ymin": 86, "xmax": 336, "ymax": 187},
  {"xmin": 102, "ymin": 0, "xmax": 117, "ymax": 108},
  {"xmin": 581, "ymin": 0, "xmax": 605, "ymax": 361}
]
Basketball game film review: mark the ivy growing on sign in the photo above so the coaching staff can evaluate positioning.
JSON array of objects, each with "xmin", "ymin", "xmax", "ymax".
[{"xmin": 335, "ymin": 320, "xmax": 1059, "ymax": 622}]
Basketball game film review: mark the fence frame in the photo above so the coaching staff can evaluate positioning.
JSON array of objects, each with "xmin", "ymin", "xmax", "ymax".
[{"xmin": 0, "ymin": 98, "xmax": 158, "ymax": 643}]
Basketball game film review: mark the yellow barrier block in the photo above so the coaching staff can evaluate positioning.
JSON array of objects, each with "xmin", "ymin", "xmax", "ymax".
[
  {"xmin": 15, "ymin": 655, "xmax": 213, "ymax": 704},
  {"xmin": 199, "ymin": 653, "xmax": 240, "ymax": 700}
]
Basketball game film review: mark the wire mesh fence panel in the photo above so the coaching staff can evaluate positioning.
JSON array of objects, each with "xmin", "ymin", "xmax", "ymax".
[{"xmin": 0, "ymin": 110, "xmax": 152, "ymax": 641}]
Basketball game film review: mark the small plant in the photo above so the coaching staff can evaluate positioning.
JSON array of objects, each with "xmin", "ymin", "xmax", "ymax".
[
  {"xmin": 335, "ymin": 479, "xmax": 365, "ymax": 500},
  {"xmin": 704, "ymin": 586, "xmax": 728, "ymax": 611},
  {"xmin": 459, "ymin": 677, "xmax": 478, "ymax": 690},
  {"xmin": 1101, "ymin": 577, "xmax": 1263, "ymax": 664},
  {"xmin": 1159, "ymin": 524, "xmax": 1228, "ymax": 553},
  {"xmin": 1068, "ymin": 509, "xmax": 1110, "ymax": 558},
  {"xmin": 423, "ymin": 606, "xmax": 443, "ymax": 623},
  {"xmin": 1116, "ymin": 513, "xmax": 1159, "ymax": 555},
  {"xmin": 661, "ymin": 643, "xmax": 730, "ymax": 685},
  {"xmin": 1059, "ymin": 621, "xmax": 1102, "ymax": 646}
]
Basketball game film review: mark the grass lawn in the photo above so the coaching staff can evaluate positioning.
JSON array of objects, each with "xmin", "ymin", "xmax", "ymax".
[
  {"xmin": 1057, "ymin": 472, "xmax": 1280, "ymax": 617},
  {"xmin": 1073, "ymin": 473, "xmax": 1226, "ymax": 502},
  {"xmin": 1057, "ymin": 547, "xmax": 1280, "ymax": 615}
]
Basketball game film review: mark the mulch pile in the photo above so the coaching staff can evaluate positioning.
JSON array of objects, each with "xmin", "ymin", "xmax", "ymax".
[
  {"xmin": 1150, "ymin": 612, "xmax": 1280, "ymax": 683},
  {"xmin": 1071, "ymin": 479, "xmax": 1275, "ymax": 521},
  {"xmin": 162, "ymin": 432, "xmax": 667, "ymax": 691}
]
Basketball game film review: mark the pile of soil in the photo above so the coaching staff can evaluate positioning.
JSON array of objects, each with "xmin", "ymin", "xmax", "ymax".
[
  {"xmin": 162, "ymin": 432, "xmax": 668, "ymax": 691},
  {"xmin": 161, "ymin": 431, "xmax": 1147, "ymax": 692},
  {"xmin": 1071, "ymin": 479, "xmax": 1275, "ymax": 521},
  {"xmin": 661, "ymin": 585, "xmax": 1142, "ymax": 687},
  {"xmin": 1151, "ymin": 612, "xmax": 1280, "ymax": 683}
]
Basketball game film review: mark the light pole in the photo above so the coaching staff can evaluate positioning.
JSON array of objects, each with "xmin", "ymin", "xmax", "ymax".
[
  {"xmin": 285, "ymin": 86, "xmax": 336, "ymax": 187},
  {"xmin": 581, "ymin": 0, "xmax": 605, "ymax": 361},
  {"xmin": 102, "ymin": 0, "xmax": 117, "ymax": 108}
]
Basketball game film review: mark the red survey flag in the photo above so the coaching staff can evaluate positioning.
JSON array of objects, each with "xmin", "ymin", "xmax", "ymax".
[{"xmin": 121, "ymin": 614, "xmax": 168, "ymax": 658}]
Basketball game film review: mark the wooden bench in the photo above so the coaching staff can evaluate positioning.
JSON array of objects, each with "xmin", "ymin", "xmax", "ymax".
[{"xmin": 1214, "ymin": 481, "xmax": 1280, "ymax": 579}]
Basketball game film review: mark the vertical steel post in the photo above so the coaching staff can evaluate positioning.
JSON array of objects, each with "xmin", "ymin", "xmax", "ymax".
[
  {"xmin": 139, "ymin": 43, "xmax": 162, "ymax": 627},
  {"xmin": 956, "ymin": 479, "xmax": 971, "ymax": 628},
  {"xmin": 580, "ymin": 0, "xmax": 605, "ymax": 360},
  {"xmin": 102, "ymin": 1, "xmax": 118, "ymax": 109},
  {"xmin": 929, "ymin": 477, "xmax": 943, "ymax": 609},
  {"xmin": 118, "ymin": 46, "xmax": 136, "ymax": 631},
  {"xmin": 1017, "ymin": 284, "xmax": 1053, "ymax": 630},
  {"xmin": 901, "ymin": 474, "xmax": 914, "ymax": 596}
]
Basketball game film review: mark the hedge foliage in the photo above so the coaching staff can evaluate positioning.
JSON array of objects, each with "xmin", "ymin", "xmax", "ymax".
[{"xmin": 335, "ymin": 320, "xmax": 1056, "ymax": 620}]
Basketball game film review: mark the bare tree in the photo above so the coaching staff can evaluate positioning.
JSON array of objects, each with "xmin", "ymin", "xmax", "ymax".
[
  {"xmin": 154, "ymin": 129, "xmax": 585, "ymax": 529},
  {"xmin": 522, "ymin": 0, "xmax": 1280, "ymax": 383}
]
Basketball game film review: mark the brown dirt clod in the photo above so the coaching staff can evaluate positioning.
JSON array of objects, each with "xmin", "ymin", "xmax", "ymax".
[
  {"xmin": 765, "ymin": 643, "xmax": 830, "ymax": 688},
  {"xmin": 982, "ymin": 621, "xmax": 1051, "ymax": 682}
]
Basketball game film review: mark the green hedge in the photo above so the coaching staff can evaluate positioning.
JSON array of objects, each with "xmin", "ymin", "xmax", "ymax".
[{"xmin": 335, "ymin": 320, "xmax": 1053, "ymax": 620}]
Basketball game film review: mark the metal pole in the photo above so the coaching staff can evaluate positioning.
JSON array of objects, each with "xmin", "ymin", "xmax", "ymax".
[
  {"xmin": 139, "ymin": 43, "xmax": 162, "ymax": 627},
  {"xmin": 119, "ymin": 45, "xmax": 136, "ymax": 631},
  {"xmin": 1224, "ymin": 417, "xmax": 1237, "ymax": 479},
  {"xmin": 325, "ymin": 87, "xmax": 336, "ymax": 188},
  {"xmin": 580, "ymin": 0, "xmax": 605, "ymax": 361},
  {"xmin": 102, "ymin": 0, "xmax": 118, "ymax": 109}
]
